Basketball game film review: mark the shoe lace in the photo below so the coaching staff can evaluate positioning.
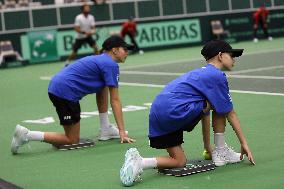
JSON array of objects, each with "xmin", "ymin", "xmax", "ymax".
[
  {"xmin": 224, "ymin": 145, "xmax": 236, "ymax": 154},
  {"xmin": 125, "ymin": 148, "xmax": 139, "ymax": 159}
]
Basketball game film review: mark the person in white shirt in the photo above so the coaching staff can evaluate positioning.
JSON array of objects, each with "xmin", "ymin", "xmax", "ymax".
[{"xmin": 67, "ymin": 4, "xmax": 99, "ymax": 61}]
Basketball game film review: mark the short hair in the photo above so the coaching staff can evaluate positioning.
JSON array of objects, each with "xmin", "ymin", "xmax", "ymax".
[{"xmin": 81, "ymin": 4, "xmax": 89, "ymax": 12}]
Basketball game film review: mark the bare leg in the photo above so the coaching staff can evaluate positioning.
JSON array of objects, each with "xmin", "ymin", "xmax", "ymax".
[
  {"xmin": 253, "ymin": 23, "xmax": 258, "ymax": 39},
  {"xmin": 156, "ymin": 145, "xmax": 187, "ymax": 168},
  {"xmin": 96, "ymin": 87, "xmax": 108, "ymax": 113},
  {"xmin": 67, "ymin": 51, "xmax": 77, "ymax": 61},
  {"xmin": 43, "ymin": 122, "xmax": 80, "ymax": 145},
  {"xmin": 202, "ymin": 114, "xmax": 211, "ymax": 152},
  {"xmin": 212, "ymin": 111, "xmax": 226, "ymax": 133}
]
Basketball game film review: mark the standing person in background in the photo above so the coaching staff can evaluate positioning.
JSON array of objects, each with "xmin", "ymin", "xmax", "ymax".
[
  {"xmin": 67, "ymin": 4, "xmax": 99, "ymax": 62},
  {"xmin": 253, "ymin": 5, "xmax": 273, "ymax": 42},
  {"xmin": 121, "ymin": 17, "xmax": 144, "ymax": 55}
]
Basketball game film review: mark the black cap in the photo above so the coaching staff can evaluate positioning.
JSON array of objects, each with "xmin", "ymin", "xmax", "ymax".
[
  {"xmin": 201, "ymin": 40, "xmax": 244, "ymax": 61},
  {"xmin": 102, "ymin": 35, "xmax": 134, "ymax": 51}
]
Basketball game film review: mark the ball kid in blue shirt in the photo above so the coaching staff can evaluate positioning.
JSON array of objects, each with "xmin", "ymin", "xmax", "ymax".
[
  {"xmin": 11, "ymin": 36, "xmax": 136, "ymax": 155},
  {"xmin": 120, "ymin": 40, "xmax": 255, "ymax": 187}
]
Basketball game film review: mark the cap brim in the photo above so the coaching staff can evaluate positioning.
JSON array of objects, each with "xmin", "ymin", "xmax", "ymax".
[
  {"xmin": 124, "ymin": 44, "xmax": 135, "ymax": 50},
  {"xmin": 229, "ymin": 49, "xmax": 244, "ymax": 57}
]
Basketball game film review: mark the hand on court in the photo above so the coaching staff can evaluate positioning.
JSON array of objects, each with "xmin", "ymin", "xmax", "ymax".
[
  {"xmin": 119, "ymin": 130, "xmax": 136, "ymax": 144},
  {"xmin": 240, "ymin": 144, "xmax": 256, "ymax": 165}
]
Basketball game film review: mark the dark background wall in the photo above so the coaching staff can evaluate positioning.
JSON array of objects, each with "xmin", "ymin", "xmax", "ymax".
[{"xmin": 1, "ymin": 0, "xmax": 284, "ymax": 55}]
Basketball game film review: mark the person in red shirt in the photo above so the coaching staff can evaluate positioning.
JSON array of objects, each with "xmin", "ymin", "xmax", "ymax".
[
  {"xmin": 121, "ymin": 17, "xmax": 144, "ymax": 54},
  {"xmin": 253, "ymin": 6, "xmax": 273, "ymax": 42}
]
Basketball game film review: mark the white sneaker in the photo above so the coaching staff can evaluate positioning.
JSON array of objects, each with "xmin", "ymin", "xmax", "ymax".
[
  {"xmin": 253, "ymin": 38, "xmax": 258, "ymax": 43},
  {"xmin": 98, "ymin": 124, "xmax": 128, "ymax": 141},
  {"xmin": 212, "ymin": 144, "xmax": 243, "ymax": 167},
  {"xmin": 268, "ymin": 36, "xmax": 273, "ymax": 41},
  {"xmin": 120, "ymin": 148, "xmax": 143, "ymax": 186},
  {"xmin": 11, "ymin": 125, "xmax": 29, "ymax": 154}
]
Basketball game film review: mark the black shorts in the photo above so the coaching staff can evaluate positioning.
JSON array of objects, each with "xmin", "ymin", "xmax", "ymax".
[
  {"xmin": 48, "ymin": 93, "xmax": 81, "ymax": 126},
  {"xmin": 149, "ymin": 113, "xmax": 203, "ymax": 149},
  {"xmin": 72, "ymin": 36, "xmax": 96, "ymax": 52}
]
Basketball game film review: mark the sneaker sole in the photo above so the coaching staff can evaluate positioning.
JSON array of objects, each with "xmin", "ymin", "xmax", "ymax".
[
  {"xmin": 98, "ymin": 131, "xmax": 128, "ymax": 141},
  {"xmin": 120, "ymin": 162, "xmax": 135, "ymax": 186},
  {"xmin": 214, "ymin": 161, "xmax": 227, "ymax": 167},
  {"xmin": 214, "ymin": 159, "xmax": 243, "ymax": 166},
  {"xmin": 98, "ymin": 135, "xmax": 120, "ymax": 141},
  {"xmin": 11, "ymin": 137, "xmax": 18, "ymax": 154},
  {"xmin": 11, "ymin": 126, "xmax": 20, "ymax": 154},
  {"xmin": 120, "ymin": 148, "xmax": 140, "ymax": 186}
]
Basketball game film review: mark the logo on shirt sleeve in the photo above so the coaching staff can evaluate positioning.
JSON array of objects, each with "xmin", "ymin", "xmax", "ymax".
[
  {"xmin": 117, "ymin": 74, "xmax": 120, "ymax": 82},
  {"xmin": 228, "ymin": 93, "xmax": 232, "ymax": 102}
]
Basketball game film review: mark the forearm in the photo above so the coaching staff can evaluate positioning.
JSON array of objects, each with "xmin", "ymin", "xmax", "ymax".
[
  {"xmin": 91, "ymin": 28, "xmax": 96, "ymax": 34},
  {"xmin": 226, "ymin": 110, "xmax": 248, "ymax": 145},
  {"xmin": 88, "ymin": 26, "xmax": 96, "ymax": 35},
  {"xmin": 202, "ymin": 114, "xmax": 211, "ymax": 150},
  {"xmin": 110, "ymin": 99, "xmax": 125, "ymax": 132},
  {"xmin": 75, "ymin": 26, "xmax": 85, "ymax": 34}
]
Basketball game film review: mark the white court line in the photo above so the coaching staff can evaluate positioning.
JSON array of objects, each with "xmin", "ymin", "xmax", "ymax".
[
  {"xmin": 119, "ymin": 82, "xmax": 284, "ymax": 96},
  {"xmin": 39, "ymin": 78, "xmax": 284, "ymax": 96},
  {"xmin": 121, "ymin": 71, "xmax": 182, "ymax": 76},
  {"xmin": 121, "ymin": 47, "xmax": 284, "ymax": 70},
  {"xmin": 40, "ymin": 76, "xmax": 52, "ymax": 80},
  {"xmin": 229, "ymin": 65, "xmax": 284, "ymax": 74},
  {"xmin": 121, "ymin": 71, "xmax": 284, "ymax": 80},
  {"xmin": 227, "ymin": 74, "xmax": 284, "ymax": 80},
  {"xmin": 120, "ymin": 82, "xmax": 164, "ymax": 88},
  {"xmin": 41, "ymin": 73, "xmax": 284, "ymax": 81}
]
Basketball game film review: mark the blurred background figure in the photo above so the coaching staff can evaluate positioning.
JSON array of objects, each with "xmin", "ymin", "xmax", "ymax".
[
  {"xmin": 253, "ymin": 6, "xmax": 273, "ymax": 42},
  {"xmin": 121, "ymin": 17, "xmax": 144, "ymax": 55},
  {"xmin": 67, "ymin": 4, "xmax": 99, "ymax": 62},
  {"xmin": 210, "ymin": 20, "xmax": 230, "ymax": 40}
]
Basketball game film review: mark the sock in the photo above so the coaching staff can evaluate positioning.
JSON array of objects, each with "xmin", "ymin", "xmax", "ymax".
[
  {"xmin": 214, "ymin": 133, "xmax": 225, "ymax": 148},
  {"xmin": 27, "ymin": 131, "xmax": 44, "ymax": 141},
  {"xmin": 142, "ymin": 158, "xmax": 157, "ymax": 170},
  {"xmin": 99, "ymin": 112, "xmax": 110, "ymax": 130}
]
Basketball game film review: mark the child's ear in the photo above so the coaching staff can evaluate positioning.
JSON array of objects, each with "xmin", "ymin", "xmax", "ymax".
[
  {"xmin": 112, "ymin": 48, "xmax": 117, "ymax": 55},
  {"xmin": 217, "ymin": 52, "xmax": 222, "ymax": 60}
]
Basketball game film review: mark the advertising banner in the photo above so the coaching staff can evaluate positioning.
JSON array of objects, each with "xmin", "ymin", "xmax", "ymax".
[
  {"xmin": 21, "ymin": 19, "xmax": 201, "ymax": 59},
  {"xmin": 20, "ymin": 9, "xmax": 284, "ymax": 62},
  {"xmin": 27, "ymin": 30, "xmax": 59, "ymax": 63}
]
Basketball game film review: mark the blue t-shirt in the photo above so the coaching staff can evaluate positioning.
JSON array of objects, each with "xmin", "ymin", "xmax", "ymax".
[
  {"xmin": 149, "ymin": 64, "xmax": 233, "ymax": 137},
  {"xmin": 48, "ymin": 53, "xmax": 119, "ymax": 102}
]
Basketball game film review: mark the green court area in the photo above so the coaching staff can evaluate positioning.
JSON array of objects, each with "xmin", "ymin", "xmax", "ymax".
[{"xmin": 0, "ymin": 38, "xmax": 284, "ymax": 188}]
